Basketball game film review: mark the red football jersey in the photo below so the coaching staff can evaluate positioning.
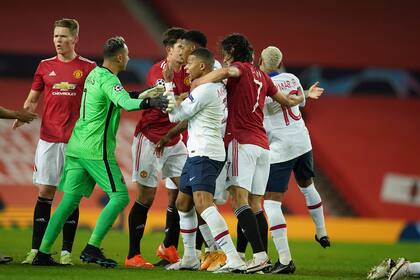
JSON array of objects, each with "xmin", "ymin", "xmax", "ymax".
[
  {"xmin": 134, "ymin": 59, "xmax": 190, "ymax": 145},
  {"xmin": 224, "ymin": 61, "xmax": 277, "ymax": 149},
  {"xmin": 31, "ymin": 55, "xmax": 96, "ymax": 143}
]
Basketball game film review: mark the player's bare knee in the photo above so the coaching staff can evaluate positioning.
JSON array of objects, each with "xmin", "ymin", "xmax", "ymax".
[
  {"xmin": 193, "ymin": 192, "xmax": 213, "ymax": 214},
  {"xmin": 38, "ymin": 185, "xmax": 56, "ymax": 199},
  {"xmin": 175, "ymin": 194, "xmax": 192, "ymax": 212},
  {"xmin": 249, "ymin": 195, "xmax": 262, "ymax": 213},
  {"xmin": 297, "ymin": 177, "xmax": 313, "ymax": 188},
  {"xmin": 136, "ymin": 184, "xmax": 156, "ymax": 206},
  {"xmin": 228, "ymin": 188, "xmax": 249, "ymax": 210},
  {"xmin": 264, "ymin": 191, "xmax": 284, "ymax": 202}
]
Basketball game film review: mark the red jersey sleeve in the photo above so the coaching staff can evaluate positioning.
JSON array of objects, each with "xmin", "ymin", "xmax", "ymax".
[
  {"xmin": 265, "ymin": 74, "xmax": 278, "ymax": 97},
  {"xmin": 146, "ymin": 63, "xmax": 164, "ymax": 87},
  {"xmin": 31, "ymin": 63, "xmax": 45, "ymax": 92}
]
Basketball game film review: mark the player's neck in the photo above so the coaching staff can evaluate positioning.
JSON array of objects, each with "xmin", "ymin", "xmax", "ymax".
[
  {"xmin": 102, "ymin": 61, "xmax": 120, "ymax": 75},
  {"xmin": 57, "ymin": 51, "xmax": 77, "ymax": 62}
]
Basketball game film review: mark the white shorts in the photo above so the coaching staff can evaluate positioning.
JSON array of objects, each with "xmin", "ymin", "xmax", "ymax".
[
  {"xmin": 214, "ymin": 162, "xmax": 228, "ymax": 205},
  {"xmin": 33, "ymin": 139, "xmax": 67, "ymax": 187},
  {"xmin": 226, "ymin": 140, "xmax": 270, "ymax": 196},
  {"xmin": 132, "ymin": 133, "xmax": 188, "ymax": 187},
  {"xmin": 165, "ymin": 178, "xmax": 178, "ymax": 190}
]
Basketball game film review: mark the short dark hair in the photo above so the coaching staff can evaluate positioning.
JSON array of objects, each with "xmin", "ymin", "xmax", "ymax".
[
  {"xmin": 103, "ymin": 36, "xmax": 126, "ymax": 58},
  {"xmin": 181, "ymin": 30, "xmax": 207, "ymax": 47},
  {"xmin": 221, "ymin": 33, "xmax": 253, "ymax": 63},
  {"xmin": 162, "ymin": 27, "xmax": 186, "ymax": 47},
  {"xmin": 54, "ymin": 18, "xmax": 79, "ymax": 36},
  {"xmin": 190, "ymin": 48, "xmax": 214, "ymax": 68}
]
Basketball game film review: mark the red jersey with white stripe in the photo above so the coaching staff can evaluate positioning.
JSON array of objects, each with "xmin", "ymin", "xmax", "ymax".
[
  {"xmin": 31, "ymin": 55, "xmax": 96, "ymax": 143},
  {"xmin": 134, "ymin": 59, "xmax": 190, "ymax": 146},
  {"xmin": 224, "ymin": 62, "xmax": 277, "ymax": 149}
]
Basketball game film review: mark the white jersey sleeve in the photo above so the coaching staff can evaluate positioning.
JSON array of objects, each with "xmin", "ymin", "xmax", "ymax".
[{"xmin": 168, "ymin": 89, "xmax": 208, "ymax": 123}]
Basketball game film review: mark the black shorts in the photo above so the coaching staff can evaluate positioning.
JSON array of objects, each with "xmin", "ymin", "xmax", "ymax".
[
  {"xmin": 180, "ymin": 156, "xmax": 225, "ymax": 197},
  {"xmin": 266, "ymin": 150, "xmax": 315, "ymax": 193}
]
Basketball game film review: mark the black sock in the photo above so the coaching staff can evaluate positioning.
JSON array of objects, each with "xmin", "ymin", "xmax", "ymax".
[
  {"xmin": 128, "ymin": 201, "xmax": 149, "ymax": 258},
  {"xmin": 32, "ymin": 197, "xmax": 52, "ymax": 250},
  {"xmin": 235, "ymin": 205, "xmax": 264, "ymax": 254},
  {"xmin": 255, "ymin": 210, "xmax": 268, "ymax": 252},
  {"xmin": 163, "ymin": 206, "xmax": 180, "ymax": 248},
  {"xmin": 236, "ymin": 222, "xmax": 248, "ymax": 253},
  {"xmin": 196, "ymin": 228, "xmax": 204, "ymax": 251},
  {"xmin": 62, "ymin": 207, "xmax": 79, "ymax": 253}
]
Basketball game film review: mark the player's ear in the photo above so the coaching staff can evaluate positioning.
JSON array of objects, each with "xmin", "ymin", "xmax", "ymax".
[
  {"xmin": 74, "ymin": 35, "xmax": 79, "ymax": 44},
  {"xmin": 165, "ymin": 46, "xmax": 172, "ymax": 55},
  {"xmin": 199, "ymin": 62, "xmax": 205, "ymax": 71},
  {"xmin": 116, "ymin": 53, "xmax": 123, "ymax": 63}
]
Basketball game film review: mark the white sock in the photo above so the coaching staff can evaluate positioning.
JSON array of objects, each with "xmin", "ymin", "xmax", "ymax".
[
  {"xmin": 195, "ymin": 249, "xmax": 201, "ymax": 259},
  {"xmin": 409, "ymin": 262, "xmax": 420, "ymax": 276},
  {"xmin": 263, "ymin": 200, "xmax": 292, "ymax": 264},
  {"xmin": 178, "ymin": 208, "xmax": 198, "ymax": 258},
  {"xmin": 200, "ymin": 206, "xmax": 243, "ymax": 264},
  {"xmin": 253, "ymin": 251, "xmax": 268, "ymax": 262},
  {"xmin": 199, "ymin": 223, "xmax": 217, "ymax": 251},
  {"xmin": 299, "ymin": 183, "xmax": 327, "ymax": 237}
]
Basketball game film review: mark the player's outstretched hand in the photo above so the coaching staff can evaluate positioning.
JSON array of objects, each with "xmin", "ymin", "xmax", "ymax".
[
  {"xmin": 154, "ymin": 135, "xmax": 171, "ymax": 158},
  {"xmin": 163, "ymin": 61, "xmax": 174, "ymax": 82},
  {"xmin": 287, "ymin": 87, "xmax": 304, "ymax": 106},
  {"xmin": 138, "ymin": 85, "xmax": 165, "ymax": 99},
  {"xmin": 163, "ymin": 91, "xmax": 176, "ymax": 113},
  {"xmin": 12, "ymin": 110, "xmax": 38, "ymax": 129},
  {"xmin": 308, "ymin": 81, "xmax": 324, "ymax": 99},
  {"xmin": 17, "ymin": 110, "xmax": 38, "ymax": 122}
]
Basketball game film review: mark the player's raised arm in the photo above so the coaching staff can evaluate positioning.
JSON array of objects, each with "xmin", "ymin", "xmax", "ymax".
[
  {"xmin": 191, "ymin": 66, "xmax": 240, "ymax": 90},
  {"xmin": 168, "ymin": 89, "xmax": 207, "ymax": 123}
]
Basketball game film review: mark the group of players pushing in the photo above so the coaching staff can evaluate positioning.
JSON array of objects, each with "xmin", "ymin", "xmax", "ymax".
[{"xmin": 16, "ymin": 19, "xmax": 329, "ymax": 274}]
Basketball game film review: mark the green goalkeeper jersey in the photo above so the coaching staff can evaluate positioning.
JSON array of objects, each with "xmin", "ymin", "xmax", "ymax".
[{"xmin": 66, "ymin": 66, "xmax": 142, "ymax": 162}]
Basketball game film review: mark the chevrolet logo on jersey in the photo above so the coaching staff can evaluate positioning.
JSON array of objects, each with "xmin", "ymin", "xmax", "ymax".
[{"xmin": 53, "ymin": 82, "xmax": 77, "ymax": 91}]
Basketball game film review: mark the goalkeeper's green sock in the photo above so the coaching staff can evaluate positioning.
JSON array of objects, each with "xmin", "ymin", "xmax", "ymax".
[
  {"xmin": 39, "ymin": 193, "xmax": 82, "ymax": 254},
  {"xmin": 88, "ymin": 192, "xmax": 129, "ymax": 247}
]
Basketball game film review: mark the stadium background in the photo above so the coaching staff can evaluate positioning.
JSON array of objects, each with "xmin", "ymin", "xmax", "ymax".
[{"xmin": 0, "ymin": 0, "xmax": 419, "ymax": 247}]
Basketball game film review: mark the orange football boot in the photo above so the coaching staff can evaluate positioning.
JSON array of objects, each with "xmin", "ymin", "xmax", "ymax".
[
  {"xmin": 125, "ymin": 254, "xmax": 154, "ymax": 268},
  {"xmin": 156, "ymin": 243, "xmax": 181, "ymax": 264}
]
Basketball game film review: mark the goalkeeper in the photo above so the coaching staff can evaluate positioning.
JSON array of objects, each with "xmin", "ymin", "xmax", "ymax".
[{"xmin": 32, "ymin": 36, "xmax": 172, "ymax": 267}]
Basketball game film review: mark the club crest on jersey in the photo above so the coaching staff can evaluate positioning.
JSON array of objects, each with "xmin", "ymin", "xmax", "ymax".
[
  {"xmin": 73, "ymin": 69, "xmax": 84, "ymax": 79},
  {"xmin": 184, "ymin": 77, "xmax": 191, "ymax": 87},
  {"xmin": 52, "ymin": 82, "xmax": 76, "ymax": 90},
  {"xmin": 113, "ymin": 85, "xmax": 124, "ymax": 92},
  {"xmin": 140, "ymin": 170, "xmax": 148, "ymax": 178}
]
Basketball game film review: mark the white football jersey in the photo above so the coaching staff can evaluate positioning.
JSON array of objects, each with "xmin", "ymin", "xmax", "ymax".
[
  {"xmin": 169, "ymin": 82, "xmax": 227, "ymax": 161},
  {"xmin": 264, "ymin": 72, "xmax": 312, "ymax": 163}
]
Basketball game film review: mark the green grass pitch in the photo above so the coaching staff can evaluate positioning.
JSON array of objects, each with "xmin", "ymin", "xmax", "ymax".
[{"xmin": 0, "ymin": 228, "xmax": 419, "ymax": 279}]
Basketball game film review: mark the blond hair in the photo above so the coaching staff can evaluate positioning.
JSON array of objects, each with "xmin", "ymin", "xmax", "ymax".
[{"xmin": 261, "ymin": 46, "xmax": 283, "ymax": 70}]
